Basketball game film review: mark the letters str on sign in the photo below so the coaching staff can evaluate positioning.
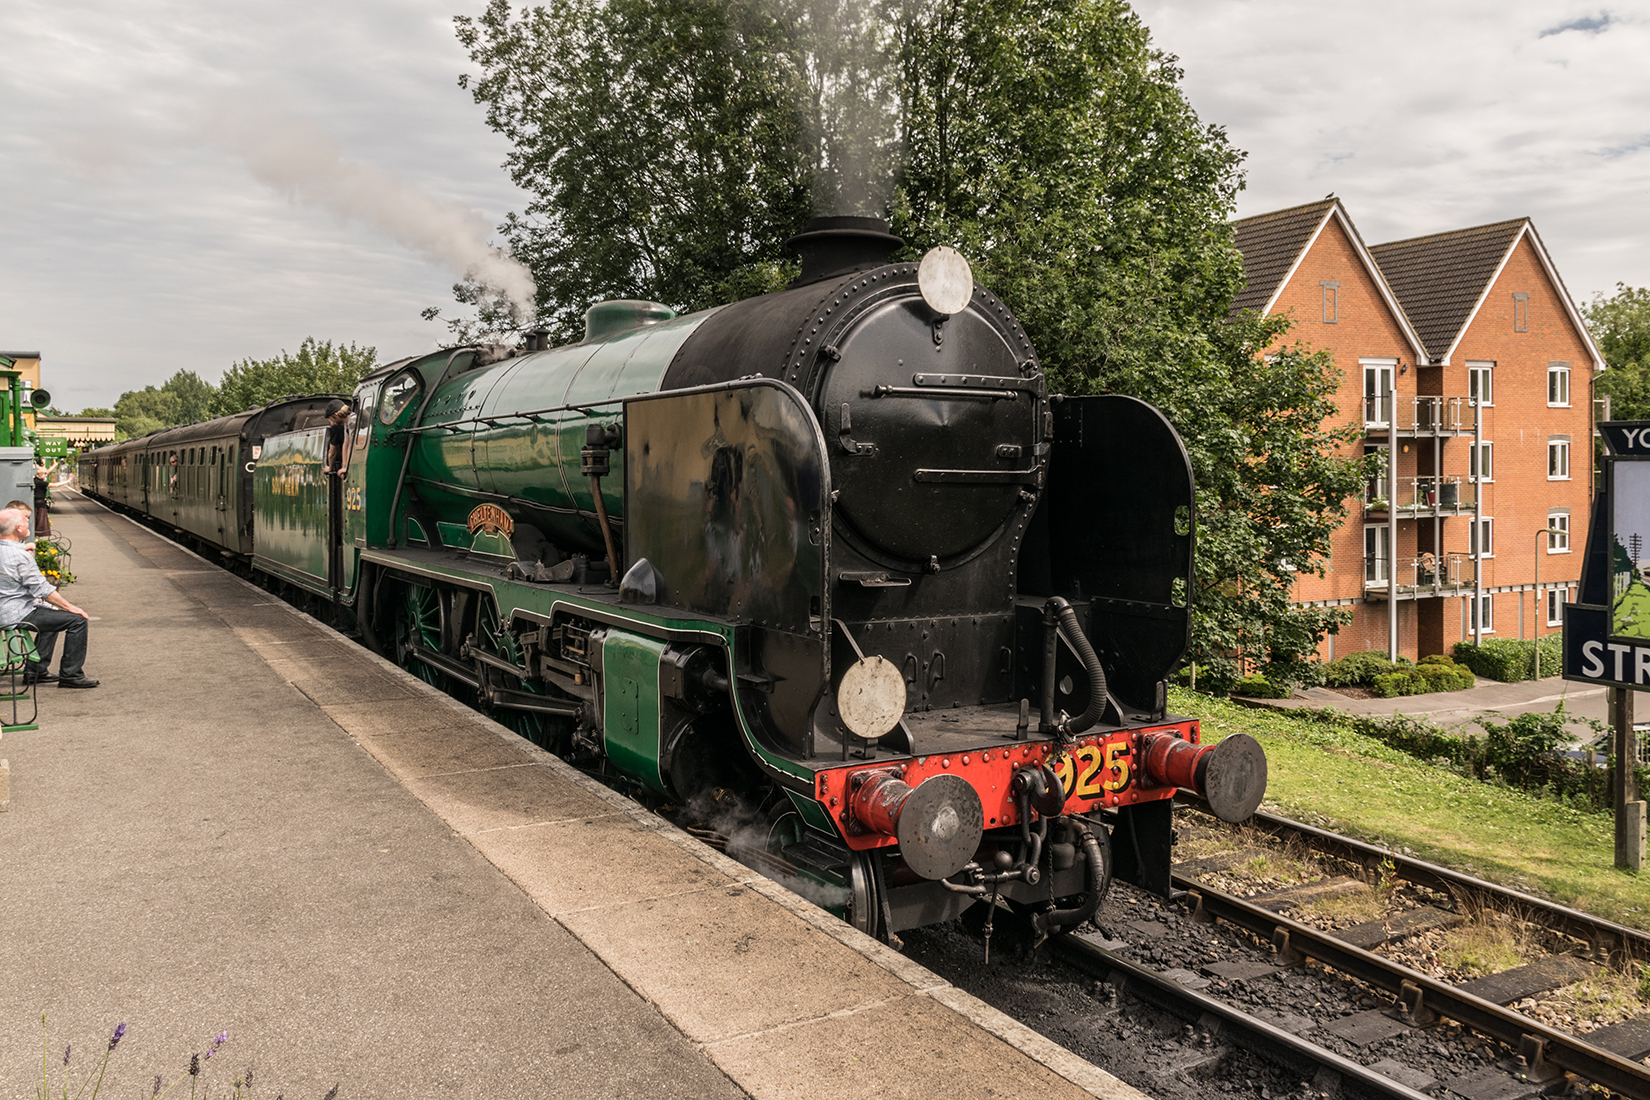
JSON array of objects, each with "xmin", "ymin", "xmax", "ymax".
[{"xmin": 1564, "ymin": 422, "xmax": 1650, "ymax": 688}]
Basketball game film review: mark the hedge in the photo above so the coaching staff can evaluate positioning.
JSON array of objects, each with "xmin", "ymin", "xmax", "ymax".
[
  {"xmin": 1231, "ymin": 674, "xmax": 1288, "ymax": 699},
  {"xmin": 1370, "ymin": 662, "xmax": 1476, "ymax": 698},
  {"xmin": 1452, "ymin": 634, "xmax": 1564, "ymax": 683}
]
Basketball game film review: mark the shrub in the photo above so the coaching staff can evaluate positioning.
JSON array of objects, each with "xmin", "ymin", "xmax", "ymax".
[
  {"xmin": 1370, "ymin": 671, "xmax": 1415, "ymax": 698},
  {"xmin": 1315, "ymin": 703, "xmax": 1623, "ymax": 812},
  {"xmin": 1322, "ymin": 650, "xmax": 1396, "ymax": 687},
  {"xmin": 1231, "ymin": 674, "xmax": 1287, "ymax": 699},
  {"xmin": 1453, "ymin": 634, "xmax": 1565, "ymax": 683}
]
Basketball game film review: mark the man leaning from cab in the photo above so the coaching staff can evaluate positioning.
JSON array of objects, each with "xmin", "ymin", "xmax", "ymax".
[{"xmin": 0, "ymin": 507, "xmax": 98, "ymax": 688}]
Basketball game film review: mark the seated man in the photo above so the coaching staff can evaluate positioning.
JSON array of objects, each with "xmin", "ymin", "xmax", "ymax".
[{"xmin": 0, "ymin": 507, "xmax": 97, "ymax": 688}]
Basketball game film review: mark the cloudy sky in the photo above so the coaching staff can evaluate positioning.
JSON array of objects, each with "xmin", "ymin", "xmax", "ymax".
[{"xmin": 2, "ymin": 1, "xmax": 1646, "ymax": 412}]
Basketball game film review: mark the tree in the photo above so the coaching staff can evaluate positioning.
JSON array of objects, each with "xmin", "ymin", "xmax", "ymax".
[
  {"xmin": 109, "ymin": 369, "xmax": 221, "ymax": 440},
  {"xmin": 1588, "ymin": 284, "xmax": 1650, "ymax": 420},
  {"xmin": 450, "ymin": 0, "xmax": 819, "ymax": 342},
  {"xmin": 452, "ymin": 0, "xmax": 1369, "ymax": 686},
  {"xmin": 211, "ymin": 338, "xmax": 377, "ymax": 416}
]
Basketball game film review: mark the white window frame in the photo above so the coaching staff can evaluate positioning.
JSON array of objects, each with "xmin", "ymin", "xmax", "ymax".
[
  {"xmin": 1470, "ymin": 441, "xmax": 1494, "ymax": 483},
  {"xmin": 1472, "ymin": 592, "xmax": 1495, "ymax": 633},
  {"xmin": 1362, "ymin": 360, "xmax": 1395, "ymax": 427},
  {"xmin": 1364, "ymin": 524, "xmax": 1389, "ymax": 584},
  {"xmin": 1548, "ymin": 362, "xmax": 1571, "ymax": 407},
  {"xmin": 1468, "ymin": 361, "xmax": 1494, "ymax": 406},
  {"xmin": 1547, "ymin": 510, "xmax": 1570, "ymax": 553},
  {"xmin": 1546, "ymin": 586, "xmax": 1569, "ymax": 626},
  {"xmin": 1548, "ymin": 437, "xmax": 1571, "ymax": 480},
  {"xmin": 1471, "ymin": 516, "xmax": 1495, "ymax": 559}
]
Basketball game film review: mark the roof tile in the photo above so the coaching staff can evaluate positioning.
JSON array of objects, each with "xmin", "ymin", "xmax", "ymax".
[
  {"xmin": 1368, "ymin": 220, "xmax": 1527, "ymax": 360},
  {"xmin": 1230, "ymin": 200, "xmax": 1337, "ymax": 317}
]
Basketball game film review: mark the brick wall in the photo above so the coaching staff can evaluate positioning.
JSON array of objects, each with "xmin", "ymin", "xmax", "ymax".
[{"xmin": 1252, "ymin": 215, "xmax": 1595, "ymax": 664}]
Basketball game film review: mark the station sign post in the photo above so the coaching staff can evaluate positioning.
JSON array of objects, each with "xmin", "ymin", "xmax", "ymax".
[{"xmin": 1563, "ymin": 421, "xmax": 1648, "ymax": 869}]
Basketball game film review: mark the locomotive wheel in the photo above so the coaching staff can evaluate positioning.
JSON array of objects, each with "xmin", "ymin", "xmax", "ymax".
[
  {"xmin": 394, "ymin": 581, "xmax": 446, "ymax": 688},
  {"xmin": 473, "ymin": 601, "xmax": 545, "ymax": 743}
]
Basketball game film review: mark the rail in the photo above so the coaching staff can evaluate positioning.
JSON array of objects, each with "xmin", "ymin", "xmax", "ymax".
[
  {"xmin": 1176, "ymin": 877, "xmax": 1650, "ymax": 1099},
  {"xmin": 1364, "ymin": 553, "xmax": 1475, "ymax": 594},
  {"xmin": 1052, "ymin": 937, "xmax": 1434, "ymax": 1100},
  {"xmin": 1365, "ymin": 476, "xmax": 1475, "ymax": 515},
  {"xmin": 1181, "ymin": 804, "xmax": 1650, "ymax": 964},
  {"xmin": 1363, "ymin": 396, "xmax": 1478, "ymax": 434}
]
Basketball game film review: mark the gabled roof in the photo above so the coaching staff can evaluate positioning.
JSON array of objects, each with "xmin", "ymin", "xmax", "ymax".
[
  {"xmin": 1231, "ymin": 198, "xmax": 1428, "ymax": 363},
  {"xmin": 1368, "ymin": 219, "xmax": 1604, "ymax": 370},
  {"xmin": 1230, "ymin": 199, "xmax": 1337, "ymax": 317},
  {"xmin": 1368, "ymin": 220, "xmax": 1525, "ymax": 362}
]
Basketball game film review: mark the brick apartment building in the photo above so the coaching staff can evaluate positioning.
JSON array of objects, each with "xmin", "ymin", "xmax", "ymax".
[{"xmin": 1232, "ymin": 199, "xmax": 1604, "ymax": 661}]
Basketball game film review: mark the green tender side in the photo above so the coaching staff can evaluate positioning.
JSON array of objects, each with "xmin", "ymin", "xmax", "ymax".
[
  {"xmin": 254, "ymin": 427, "xmax": 331, "ymax": 594},
  {"xmin": 601, "ymin": 630, "xmax": 668, "ymax": 796}
]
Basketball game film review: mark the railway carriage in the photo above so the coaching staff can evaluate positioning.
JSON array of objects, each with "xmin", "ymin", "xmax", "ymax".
[
  {"xmin": 79, "ymin": 397, "xmax": 345, "ymax": 555},
  {"xmin": 81, "ymin": 219, "xmax": 1266, "ymax": 942}
]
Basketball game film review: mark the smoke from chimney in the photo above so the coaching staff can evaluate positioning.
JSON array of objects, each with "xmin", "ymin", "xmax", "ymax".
[{"xmin": 222, "ymin": 119, "xmax": 536, "ymax": 319}]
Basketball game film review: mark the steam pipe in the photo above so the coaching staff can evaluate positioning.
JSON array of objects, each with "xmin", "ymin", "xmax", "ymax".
[
  {"xmin": 1031, "ymin": 817, "xmax": 1109, "ymax": 941},
  {"xmin": 1042, "ymin": 597, "xmax": 1107, "ymax": 736},
  {"xmin": 590, "ymin": 475, "xmax": 621, "ymax": 585}
]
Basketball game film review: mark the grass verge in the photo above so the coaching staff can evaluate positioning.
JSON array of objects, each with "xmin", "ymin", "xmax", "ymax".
[{"xmin": 1175, "ymin": 687, "xmax": 1648, "ymax": 931}]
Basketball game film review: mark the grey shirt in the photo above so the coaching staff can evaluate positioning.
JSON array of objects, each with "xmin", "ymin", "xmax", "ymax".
[{"xmin": 0, "ymin": 538, "xmax": 53, "ymax": 626}]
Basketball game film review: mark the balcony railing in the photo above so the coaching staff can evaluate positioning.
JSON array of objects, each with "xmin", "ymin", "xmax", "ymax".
[
  {"xmin": 1365, "ymin": 553, "xmax": 1477, "ymax": 596},
  {"xmin": 1364, "ymin": 476, "xmax": 1477, "ymax": 515},
  {"xmin": 1363, "ymin": 396, "xmax": 1478, "ymax": 433}
]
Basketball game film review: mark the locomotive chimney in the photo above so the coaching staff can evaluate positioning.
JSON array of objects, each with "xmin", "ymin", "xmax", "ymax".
[{"xmin": 787, "ymin": 216, "xmax": 902, "ymax": 287}]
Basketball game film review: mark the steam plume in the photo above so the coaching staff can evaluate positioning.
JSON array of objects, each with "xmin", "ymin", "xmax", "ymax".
[{"xmin": 227, "ymin": 120, "xmax": 536, "ymax": 318}]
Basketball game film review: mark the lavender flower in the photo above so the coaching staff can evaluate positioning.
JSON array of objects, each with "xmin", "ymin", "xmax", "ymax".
[
  {"xmin": 214, "ymin": 1031, "xmax": 228, "ymax": 1047},
  {"xmin": 109, "ymin": 1023, "xmax": 127, "ymax": 1051},
  {"xmin": 62, "ymin": 1044, "xmax": 70, "ymax": 1066},
  {"xmin": 154, "ymin": 1074, "xmax": 163, "ymax": 1096},
  {"xmin": 244, "ymin": 1065, "xmax": 254, "ymax": 1088},
  {"xmin": 189, "ymin": 1053, "xmax": 200, "ymax": 1077},
  {"xmin": 322, "ymin": 1086, "xmax": 338, "ymax": 1100}
]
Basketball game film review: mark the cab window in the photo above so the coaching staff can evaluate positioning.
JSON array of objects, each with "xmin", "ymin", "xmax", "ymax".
[{"xmin": 380, "ymin": 371, "xmax": 422, "ymax": 424}]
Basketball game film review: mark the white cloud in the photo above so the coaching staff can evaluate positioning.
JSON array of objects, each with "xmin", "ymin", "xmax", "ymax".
[
  {"xmin": 1135, "ymin": 0, "xmax": 1650, "ymax": 305},
  {"xmin": 0, "ymin": 0, "xmax": 528, "ymax": 411}
]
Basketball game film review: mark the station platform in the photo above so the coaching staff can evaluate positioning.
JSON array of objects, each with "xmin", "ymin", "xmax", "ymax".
[{"xmin": 0, "ymin": 494, "xmax": 1142, "ymax": 1099}]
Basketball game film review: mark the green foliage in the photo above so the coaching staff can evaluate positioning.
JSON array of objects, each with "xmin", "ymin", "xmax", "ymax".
[
  {"xmin": 1230, "ymin": 673, "xmax": 1286, "ymax": 699},
  {"xmin": 1323, "ymin": 649, "xmax": 1398, "ymax": 687},
  {"xmin": 1369, "ymin": 661, "xmax": 1473, "ymax": 698},
  {"xmin": 454, "ymin": 0, "xmax": 1369, "ymax": 682},
  {"xmin": 211, "ymin": 338, "xmax": 377, "ymax": 417},
  {"xmin": 451, "ymin": 0, "xmax": 820, "ymax": 342},
  {"xmin": 111, "ymin": 370, "xmax": 219, "ymax": 440},
  {"xmin": 1588, "ymin": 284, "xmax": 1650, "ymax": 420},
  {"xmin": 1307, "ymin": 703, "xmax": 1623, "ymax": 812},
  {"xmin": 1453, "ymin": 635, "xmax": 1564, "ymax": 683}
]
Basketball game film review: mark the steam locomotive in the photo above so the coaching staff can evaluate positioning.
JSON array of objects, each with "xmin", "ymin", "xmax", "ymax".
[{"xmin": 79, "ymin": 217, "xmax": 1266, "ymax": 942}]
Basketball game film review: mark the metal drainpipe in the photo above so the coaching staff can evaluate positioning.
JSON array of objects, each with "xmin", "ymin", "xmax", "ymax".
[
  {"xmin": 1388, "ymin": 374, "xmax": 1399, "ymax": 660},
  {"xmin": 1473, "ymin": 394, "xmax": 1483, "ymax": 648}
]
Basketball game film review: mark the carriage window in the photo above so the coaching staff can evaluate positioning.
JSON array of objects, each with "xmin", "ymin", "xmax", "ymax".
[{"xmin": 380, "ymin": 371, "xmax": 422, "ymax": 424}]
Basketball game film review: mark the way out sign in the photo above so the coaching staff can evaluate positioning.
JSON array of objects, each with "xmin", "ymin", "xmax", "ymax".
[{"xmin": 1564, "ymin": 422, "xmax": 1650, "ymax": 687}]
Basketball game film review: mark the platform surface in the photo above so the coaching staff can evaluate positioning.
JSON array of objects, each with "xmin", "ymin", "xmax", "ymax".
[{"xmin": 0, "ymin": 494, "xmax": 1143, "ymax": 1099}]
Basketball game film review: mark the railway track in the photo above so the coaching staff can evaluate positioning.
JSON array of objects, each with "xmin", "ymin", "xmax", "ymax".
[{"xmin": 907, "ymin": 805, "xmax": 1650, "ymax": 1100}]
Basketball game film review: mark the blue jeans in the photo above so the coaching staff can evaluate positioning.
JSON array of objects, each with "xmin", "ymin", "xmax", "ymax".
[{"xmin": 22, "ymin": 606, "xmax": 88, "ymax": 679}]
